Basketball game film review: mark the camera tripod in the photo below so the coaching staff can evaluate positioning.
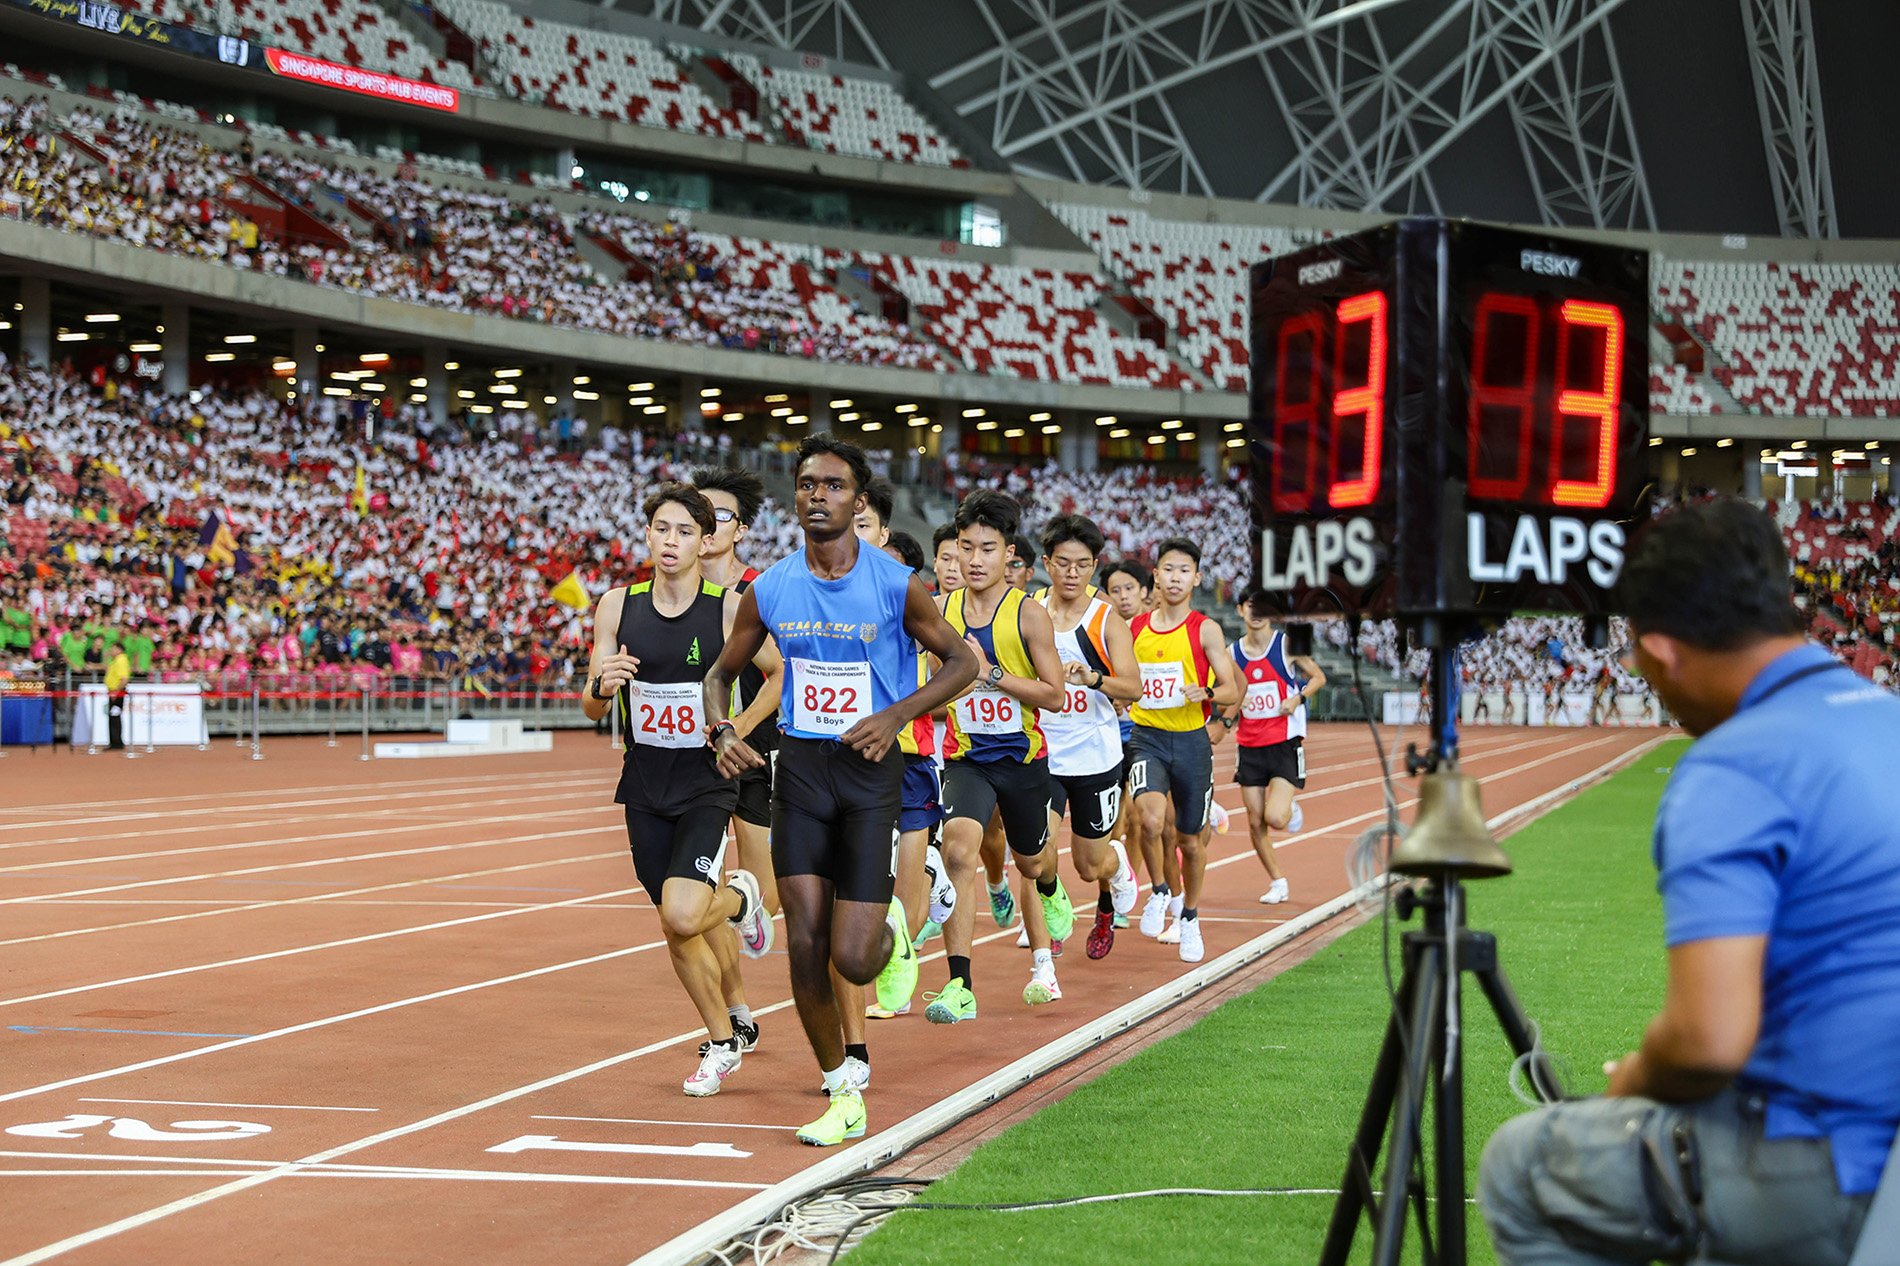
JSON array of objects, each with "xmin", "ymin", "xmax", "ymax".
[{"xmin": 1318, "ymin": 632, "xmax": 1564, "ymax": 1266}]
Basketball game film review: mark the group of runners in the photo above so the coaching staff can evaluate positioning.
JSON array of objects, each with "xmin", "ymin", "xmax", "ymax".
[{"xmin": 582, "ymin": 437, "xmax": 1324, "ymax": 1146}]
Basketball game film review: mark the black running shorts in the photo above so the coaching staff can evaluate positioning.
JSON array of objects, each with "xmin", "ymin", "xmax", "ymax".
[
  {"xmin": 1238, "ymin": 737, "xmax": 1306, "ymax": 790},
  {"xmin": 624, "ymin": 804, "xmax": 729, "ymax": 905},
  {"xmin": 771, "ymin": 735, "xmax": 903, "ymax": 906},
  {"xmin": 1049, "ymin": 766, "xmax": 1125, "ymax": 840},
  {"xmin": 734, "ymin": 749, "xmax": 775, "ymax": 828},
  {"xmin": 1127, "ymin": 725, "xmax": 1215, "ymax": 835},
  {"xmin": 943, "ymin": 758, "xmax": 1053, "ymax": 856}
]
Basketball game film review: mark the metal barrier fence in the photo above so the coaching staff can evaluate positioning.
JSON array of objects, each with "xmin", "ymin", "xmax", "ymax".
[{"xmin": 9, "ymin": 671, "xmax": 597, "ymax": 746}]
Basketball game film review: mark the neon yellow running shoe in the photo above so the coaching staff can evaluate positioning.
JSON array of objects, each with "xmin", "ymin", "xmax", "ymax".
[
  {"xmin": 1040, "ymin": 881, "xmax": 1076, "ymax": 943},
  {"xmin": 874, "ymin": 897, "xmax": 918, "ymax": 1014},
  {"xmin": 924, "ymin": 977, "xmax": 977, "ymax": 1024},
  {"xmin": 797, "ymin": 1089, "xmax": 866, "ymax": 1147}
]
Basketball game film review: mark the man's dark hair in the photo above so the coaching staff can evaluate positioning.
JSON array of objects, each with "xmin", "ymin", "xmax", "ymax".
[
  {"xmin": 1040, "ymin": 514, "xmax": 1106, "ymax": 559},
  {"xmin": 931, "ymin": 522, "xmax": 959, "ymax": 553},
  {"xmin": 691, "ymin": 466, "xmax": 764, "ymax": 526},
  {"xmin": 1154, "ymin": 536, "xmax": 1203, "ymax": 569},
  {"xmin": 953, "ymin": 489, "xmax": 1021, "ymax": 538},
  {"xmin": 886, "ymin": 530, "xmax": 926, "ymax": 572},
  {"xmin": 641, "ymin": 481, "xmax": 716, "ymax": 535},
  {"xmin": 861, "ymin": 475, "xmax": 896, "ymax": 528},
  {"xmin": 1100, "ymin": 560, "xmax": 1153, "ymax": 594},
  {"xmin": 795, "ymin": 435, "xmax": 874, "ymax": 496},
  {"xmin": 1237, "ymin": 584, "xmax": 1274, "ymax": 620},
  {"xmin": 1615, "ymin": 499, "xmax": 1803, "ymax": 650},
  {"xmin": 1010, "ymin": 534, "xmax": 1039, "ymax": 569}
]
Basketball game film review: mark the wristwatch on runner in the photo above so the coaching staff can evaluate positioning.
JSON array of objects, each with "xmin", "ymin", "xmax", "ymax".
[
  {"xmin": 589, "ymin": 674, "xmax": 611, "ymax": 700},
  {"xmin": 987, "ymin": 664, "xmax": 1005, "ymax": 686}
]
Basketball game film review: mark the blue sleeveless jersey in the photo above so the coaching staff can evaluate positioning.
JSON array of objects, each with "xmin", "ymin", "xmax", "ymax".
[{"xmin": 751, "ymin": 544, "xmax": 918, "ymax": 741}]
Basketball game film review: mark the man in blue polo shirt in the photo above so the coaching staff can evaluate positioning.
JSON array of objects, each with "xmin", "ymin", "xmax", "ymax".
[{"xmin": 1480, "ymin": 499, "xmax": 1900, "ymax": 1266}]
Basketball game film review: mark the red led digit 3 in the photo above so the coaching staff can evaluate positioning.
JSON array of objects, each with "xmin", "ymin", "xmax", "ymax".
[
  {"xmin": 1550, "ymin": 300, "xmax": 1623, "ymax": 509},
  {"xmin": 1327, "ymin": 290, "xmax": 1387, "ymax": 509}
]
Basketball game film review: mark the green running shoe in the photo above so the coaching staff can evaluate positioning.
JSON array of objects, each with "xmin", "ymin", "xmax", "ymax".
[
  {"xmin": 1040, "ymin": 881, "xmax": 1076, "ymax": 943},
  {"xmin": 797, "ymin": 1089, "xmax": 866, "ymax": 1146},
  {"xmin": 913, "ymin": 918, "xmax": 942, "ymax": 951},
  {"xmin": 924, "ymin": 977, "xmax": 977, "ymax": 1024},
  {"xmin": 874, "ymin": 897, "xmax": 918, "ymax": 1014},
  {"xmin": 1112, "ymin": 912, "xmax": 1129, "ymax": 929},
  {"xmin": 988, "ymin": 883, "xmax": 1019, "ymax": 929}
]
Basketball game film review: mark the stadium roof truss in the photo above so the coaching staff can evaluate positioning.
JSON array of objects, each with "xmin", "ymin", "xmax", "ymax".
[
  {"xmin": 623, "ymin": 0, "xmax": 1665, "ymax": 231},
  {"xmin": 1739, "ymin": 0, "xmax": 1837, "ymax": 239}
]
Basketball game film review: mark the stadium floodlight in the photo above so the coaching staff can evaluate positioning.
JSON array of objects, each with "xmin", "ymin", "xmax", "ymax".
[
  {"xmin": 503, "ymin": 400, "xmax": 529, "ymax": 410},
  {"xmin": 1717, "ymin": 438, "xmax": 1734, "ymax": 448},
  {"xmin": 224, "ymin": 334, "xmax": 256, "ymax": 344},
  {"xmin": 1161, "ymin": 418, "xmax": 1182, "ymax": 429},
  {"xmin": 204, "ymin": 351, "xmax": 234, "ymax": 361},
  {"xmin": 546, "ymin": 396, "xmax": 560, "ymax": 406},
  {"xmin": 1793, "ymin": 440, "xmax": 1807, "ymax": 448},
  {"xmin": 837, "ymin": 412, "xmax": 860, "ymax": 422},
  {"xmin": 1109, "ymin": 428, "xmax": 1130, "ymax": 439},
  {"xmin": 701, "ymin": 386, "xmax": 722, "ymax": 397},
  {"xmin": 84, "ymin": 312, "xmax": 119, "ymax": 323},
  {"xmin": 723, "ymin": 412, "xmax": 743, "ymax": 423},
  {"xmin": 457, "ymin": 391, "xmax": 475, "ymax": 400},
  {"xmin": 787, "ymin": 415, "xmax": 809, "ymax": 425},
  {"xmin": 1682, "ymin": 446, "xmax": 1698, "ymax": 456},
  {"xmin": 444, "ymin": 361, "xmax": 459, "ymax": 370},
  {"xmin": 129, "ymin": 342, "xmax": 160, "ymax": 353},
  {"xmin": 1041, "ymin": 424, "xmax": 1061, "ymax": 435},
  {"xmin": 1868, "ymin": 441, "xmax": 1882, "ymax": 450},
  {"xmin": 1649, "ymin": 436, "xmax": 1663, "ymax": 446},
  {"xmin": 629, "ymin": 396, "xmax": 653, "ymax": 406},
  {"xmin": 765, "ymin": 393, "xmax": 789, "ymax": 403},
  {"xmin": 574, "ymin": 391, "xmax": 599, "ymax": 401},
  {"xmin": 930, "ymin": 424, "xmax": 943, "ymax": 434},
  {"xmin": 829, "ymin": 398, "xmax": 853, "ymax": 408},
  {"xmin": 410, "ymin": 377, "xmax": 427, "ymax": 388},
  {"xmin": 494, "ymin": 367, "xmax": 521, "ymax": 378},
  {"xmin": 1227, "ymin": 438, "xmax": 1246, "ymax": 449},
  {"xmin": 629, "ymin": 381, "xmax": 654, "ymax": 391},
  {"xmin": 56, "ymin": 332, "xmax": 88, "ymax": 343},
  {"xmin": 643, "ymin": 405, "xmax": 667, "ymax": 415},
  {"xmin": 573, "ymin": 375, "xmax": 590, "ymax": 385},
  {"xmin": 273, "ymin": 360, "xmax": 297, "ymax": 373},
  {"xmin": 863, "ymin": 422, "xmax": 883, "ymax": 432},
  {"xmin": 1225, "ymin": 422, "xmax": 1245, "ymax": 433},
  {"xmin": 469, "ymin": 404, "xmax": 493, "ymax": 414},
  {"xmin": 1029, "ymin": 412, "xmax": 1052, "ymax": 422},
  {"xmin": 1178, "ymin": 431, "xmax": 1197, "ymax": 442},
  {"xmin": 323, "ymin": 387, "xmax": 350, "ymax": 397},
  {"xmin": 895, "ymin": 403, "xmax": 918, "ymax": 413},
  {"xmin": 976, "ymin": 421, "xmax": 998, "ymax": 432},
  {"xmin": 1004, "ymin": 428, "xmax": 1025, "ymax": 438},
  {"xmin": 1145, "ymin": 434, "xmax": 1167, "ymax": 445},
  {"xmin": 409, "ymin": 394, "xmax": 426, "ymax": 404},
  {"xmin": 961, "ymin": 407, "xmax": 985, "ymax": 418},
  {"xmin": 1095, "ymin": 415, "xmax": 1117, "ymax": 426},
  {"xmin": 771, "ymin": 407, "xmax": 793, "ymax": 418},
  {"xmin": 910, "ymin": 417, "xmax": 932, "ymax": 429},
  {"xmin": 0, "ymin": 322, "xmax": 12, "ymax": 331},
  {"xmin": 488, "ymin": 385, "xmax": 514, "ymax": 395}
]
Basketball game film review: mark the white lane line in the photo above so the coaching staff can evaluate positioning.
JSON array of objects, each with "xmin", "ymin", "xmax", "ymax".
[
  {"xmin": 0, "ymin": 1151, "xmax": 766, "ymax": 1189},
  {"xmin": 1, "ymin": 782, "xmax": 612, "ymax": 853},
  {"xmin": 530, "ymin": 1116, "xmax": 801, "ymax": 1133},
  {"xmin": 0, "ymin": 851, "xmax": 631, "ymax": 949},
  {"xmin": 78, "ymin": 1099, "xmax": 378, "ymax": 1113},
  {"xmin": 0, "ymin": 803, "xmax": 613, "ymax": 877},
  {"xmin": 0, "ymin": 768, "xmax": 613, "ymax": 828},
  {"xmin": 0, "ymin": 821, "xmax": 623, "ymax": 908},
  {"xmin": 0, "ymin": 883, "xmax": 645, "ymax": 1010}
]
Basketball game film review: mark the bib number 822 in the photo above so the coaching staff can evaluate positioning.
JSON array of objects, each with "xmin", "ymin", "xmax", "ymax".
[{"xmin": 802, "ymin": 684, "xmax": 859, "ymax": 715}]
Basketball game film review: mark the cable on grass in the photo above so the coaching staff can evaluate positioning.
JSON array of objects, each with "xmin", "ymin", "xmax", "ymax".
[{"xmin": 1506, "ymin": 1019, "xmax": 1573, "ymax": 1107}]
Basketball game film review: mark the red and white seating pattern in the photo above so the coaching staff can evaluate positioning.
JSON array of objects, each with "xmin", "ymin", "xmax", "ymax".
[
  {"xmin": 1656, "ymin": 258, "xmax": 1900, "ymax": 417},
  {"xmin": 200, "ymin": 0, "xmax": 472, "ymax": 86},
  {"xmin": 853, "ymin": 252, "xmax": 1192, "ymax": 389},
  {"xmin": 722, "ymin": 52, "xmax": 960, "ymax": 167},
  {"xmin": 435, "ymin": 0, "xmax": 764, "ymax": 138},
  {"xmin": 1050, "ymin": 201, "xmax": 1303, "ymax": 391},
  {"xmin": 1650, "ymin": 363, "xmax": 1721, "ymax": 415}
]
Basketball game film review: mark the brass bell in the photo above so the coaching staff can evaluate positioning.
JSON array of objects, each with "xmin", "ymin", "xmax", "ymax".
[{"xmin": 1389, "ymin": 768, "xmax": 1514, "ymax": 879}]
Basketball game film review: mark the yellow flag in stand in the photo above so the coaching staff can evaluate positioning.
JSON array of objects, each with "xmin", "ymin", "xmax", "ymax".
[
  {"xmin": 550, "ymin": 572, "xmax": 589, "ymax": 610},
  {"xmin": 350, "ymin": 464, "xmax": 369, "ymax": 516}
]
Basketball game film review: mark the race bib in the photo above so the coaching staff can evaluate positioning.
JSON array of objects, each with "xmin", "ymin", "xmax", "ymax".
[
  {"xmin": 631, "ymin": 681, "xmax": 704, "ymax": 749},
  {"xmin": 1138, "ymin": 662, "xmax": 1186, "ymax": 710},
  {"xmin": 791, "ymin": 658, "xmax": 872, "ymax": 736},
  {"xmin": 1243, "ymin": 680, "xmax": 1282, "ymax": 718},
  {"xmin": 956, "ymin": 686, "xmax": 1020, "ymax": 735}
]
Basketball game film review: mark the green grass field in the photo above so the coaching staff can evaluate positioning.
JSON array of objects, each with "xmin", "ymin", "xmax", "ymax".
[{"xmin": 847, "ymin": 740, "xmax": 1686, "ymax": 1266}]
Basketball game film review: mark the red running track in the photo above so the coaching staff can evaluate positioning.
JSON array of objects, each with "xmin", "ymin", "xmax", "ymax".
[{"xmin": 0, "ymin": 724, "xmax": 1663, "ymax": 1264}]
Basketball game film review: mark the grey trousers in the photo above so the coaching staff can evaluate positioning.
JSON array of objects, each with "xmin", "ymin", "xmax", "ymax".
[{"xmin": 1479, "ymin": 1090, "xmax": 1871, "ymax": 1266}]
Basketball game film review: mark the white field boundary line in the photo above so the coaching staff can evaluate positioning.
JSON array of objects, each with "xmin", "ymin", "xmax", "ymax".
[
  {"xmin": 0, "ymin": 920, "xmax": 1049, "ymax": 1266},
  {"xmin": 0, "ymin": 851, "xmax": 631, "ymax": 949},
  {"xmin": 631, "ymin": 731, "xmax": 1668, "ymax": 1266},
  {"xmin": 0, "ymin": 780, "xmax": 613, "ymax": 853},
  {"xmin": 0, "ymin": 1150, "xmax": 767, "ymax": 1190},
  {"xmin": 78, "ymin": 1098, "xmax": 377, "ymax": 1112},
  {"xmin": 0, "ymin": 802, "xmax": 617, "ymax": 878},
  {"xmin": 0, "ymin": 820, "xmax": 623, "ymax": 907},
  {"xmin": 0, "ymin": 768, "xmax": 615, "ymax": 828},
  {"xmin": 0, "ymin": 882, "xmax": 645, "ymax": 1010}
]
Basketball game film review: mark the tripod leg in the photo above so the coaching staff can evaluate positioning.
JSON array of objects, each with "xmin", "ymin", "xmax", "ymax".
[
  {"xmin": 1475, "ymin": 960, "xmax": 1567, "ymax": 1100},
  {"xmin": 1319, "ymin": 963, "xmax": 1417, "ymax": 1266},
  {"xmin": 1436, "ymin": 947, "xmax": 1467, "ymax": 1265},
  {"xmin": 1371, "ymin": 943, "xmax": 1442, "ymax": 1266}
]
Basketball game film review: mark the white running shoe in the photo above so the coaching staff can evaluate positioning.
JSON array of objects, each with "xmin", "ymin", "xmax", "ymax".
[
  {"xmin": 1139, "ymin": 890, "xmax": 1171, "ymax": 937},
  {"xmin": 1015, "ymin": 924, "xmax": 1031, "ymax": 948},
  {"xmin": 728, "ymin": 869, "xmax": 772, "ymax": 960},
  {"xmin": 1107, "ymin": 841, "xmax": 1138, "ymax": 916},
  {"xmin": 925, "ymin": 844, "xmax": 957, "ymax": 924},
  {"xmin": 684, "ymin": 1042, "xmax": 741, "ymax": 1096},
  {"xmin": 1023, "ymin": 965, "xmax": 1062, "ymax": 1006},
  {"xmin": 816, "ymin": 1056, "xmax": 872, "ymax": 1095},
  {"xmin": 1178, "ymin": 917, "xmax": 1205, "ymax": 963},
  {"xmin": 1210, "ymin": 801, "xmax": 1231, "ymax": 834},
  {"xmin": 1261, "ymin": 878, "xmax": 1290, "ymax": 905},
  {"xmin": 1287, "ymin": 800, "xmax": 1305, "ymax": 834},
  {"xmin": 1158, "ymin": 916, "xmax": 1183, "ymax": 945},
  {"xmin": 1168, "ymin": 892, "xmax": 1185, "ymax": 919}
]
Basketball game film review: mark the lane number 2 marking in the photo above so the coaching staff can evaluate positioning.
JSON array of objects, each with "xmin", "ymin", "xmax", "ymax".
[{"xmin": 6, "ymin": 1113, "xmax": 272, "ymax": 1142}]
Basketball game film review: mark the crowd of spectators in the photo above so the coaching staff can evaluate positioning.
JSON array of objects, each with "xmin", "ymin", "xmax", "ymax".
[
  {"xmin": 0, "ymin": 97, "xmax": 943, "ymax": 371},
  {"xmin": 0, "ymin": 363, "xmax": 797, "ymax": 692}
]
